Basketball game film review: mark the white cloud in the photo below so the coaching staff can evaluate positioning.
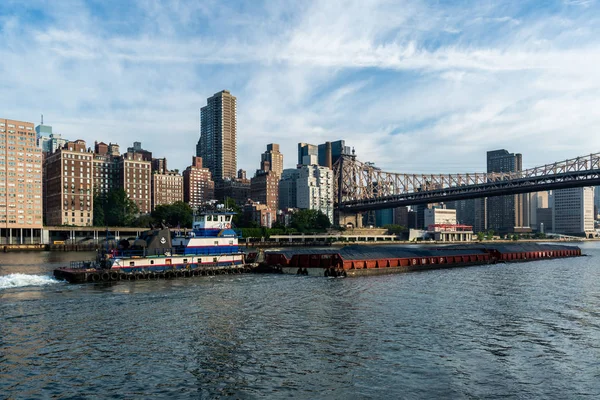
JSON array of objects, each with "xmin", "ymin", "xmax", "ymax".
[{"xmin": 0, "ymin": 0, "xmax": 599, "ymax": 178}]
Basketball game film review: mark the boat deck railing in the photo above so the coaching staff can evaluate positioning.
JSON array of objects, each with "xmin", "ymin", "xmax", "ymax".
[
  {"xmin": 69, "ymin": 260, "xmax": 100, "ymax": 269},
  {"xmin": 108, "ymin": 247, "xmax": 243, "ymax": 258}
]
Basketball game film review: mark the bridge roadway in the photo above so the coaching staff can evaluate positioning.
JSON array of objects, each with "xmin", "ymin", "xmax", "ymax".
[{"xmin": 335, "ymin": 152, "xmax": 600, "ymax": 212}]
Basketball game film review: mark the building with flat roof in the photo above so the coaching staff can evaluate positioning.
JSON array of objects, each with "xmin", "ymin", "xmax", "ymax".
[
  {"xmin": 183, "ymin": 157, "xmax": 215, "ymax": 210},
  {"xmin": 0, "ymin": 118, "xmax": 43, "ymax": 243},
  {"xmin": 297, "ymin": 165, "xmax": 334, "ymax": 224},
  {"xmin": 119, "ymin": 151, "xmax": 151, "ymax": 214},
  {"xmin": 261, "ymin": 143, "xmax": 283, "ymax": 177},
  {"xmin": 553, "ymin": 187, "xmax": 594, "ymax": 236},
  {"xmin": 487, "ymin": 149, "xmax": 528, "ymax": 233},
  {"xmin": 44, "ymin": 140, "xmax": 93, "ymax": 226},
  {"xmin": 197, "ymin": 90, "xmax": 237, "ymax": 182}
]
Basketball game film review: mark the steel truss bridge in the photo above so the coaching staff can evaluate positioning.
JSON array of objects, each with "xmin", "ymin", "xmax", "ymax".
[{"xmin": 334, "ymin": 152, "xmax": 600, "ymax": 212}]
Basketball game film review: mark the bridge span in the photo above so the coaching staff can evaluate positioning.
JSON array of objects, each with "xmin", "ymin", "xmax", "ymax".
[{"xmin": 334, "ymin": 152, "xmax": 600, "ymax": 213}]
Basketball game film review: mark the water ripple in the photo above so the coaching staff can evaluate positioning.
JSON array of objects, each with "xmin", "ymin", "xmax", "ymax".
[{"xmin": 2, "ymin": 248, "xmax": 600, "ymax": 398}]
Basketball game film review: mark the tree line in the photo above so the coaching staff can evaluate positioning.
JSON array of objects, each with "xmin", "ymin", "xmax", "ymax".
[{"xmin": 92, "ymin": 189, "xmax": 333, "ymax": 233}]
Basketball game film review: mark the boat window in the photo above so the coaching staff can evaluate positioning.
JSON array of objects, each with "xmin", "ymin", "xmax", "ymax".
[
  {"xmin": 214, "ymin": 241, "xmax": 219, "ymax": 245},
  {"xmin": 183, "ymin": 259, "xmax": 188, "ymax": 263},
  {"xmin": 207, "ymin": 215, "xmax": 212, "ymax": 221},
  {"xmin": 219, "ymin": 215, "xmax": 224, "ymax": 222},
  {"xmin": 229, "ymin": 240, "xmax": 234, "ymax": 245},
  {"xmin": 129, "ymin": 261, "xmax": 135, "ymax": 266},
  {"xmin": 150, "ymin": 260, "xmax": 154, "ymax": 265},
  {"xmin": 213, "ymin": 257, "xmax": 218, "ymax": 263}
]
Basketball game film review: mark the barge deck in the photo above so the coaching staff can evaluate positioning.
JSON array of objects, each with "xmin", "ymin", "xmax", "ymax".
[{"xmin": 260, "ymin": 243, "xmax": 582, "ymax": 277}]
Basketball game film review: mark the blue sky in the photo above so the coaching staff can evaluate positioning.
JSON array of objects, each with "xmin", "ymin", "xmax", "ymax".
[{"xmin": 1, "ymin": 0, "xmax": 600, "ymax": 174}]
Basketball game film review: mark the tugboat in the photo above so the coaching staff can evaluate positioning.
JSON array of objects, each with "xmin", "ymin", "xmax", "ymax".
[{"xmin": 53, "ymin": 211, "xmax": 248, "ymax": 283}]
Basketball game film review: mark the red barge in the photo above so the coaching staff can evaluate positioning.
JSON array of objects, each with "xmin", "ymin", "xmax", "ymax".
[{"xmin": 258, "ymin": 243, "xmax": 582, "ymax": 277}]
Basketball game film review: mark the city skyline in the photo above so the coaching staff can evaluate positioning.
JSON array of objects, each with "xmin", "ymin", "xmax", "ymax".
[{"xmin": 1, "ymin": 1, "xmax": 600, "ymax": 175}]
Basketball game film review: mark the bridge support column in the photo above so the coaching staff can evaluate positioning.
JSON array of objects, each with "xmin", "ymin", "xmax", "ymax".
[{"xmin": 336, "ymin": 211, "xmax": 363, "ymax": 229}]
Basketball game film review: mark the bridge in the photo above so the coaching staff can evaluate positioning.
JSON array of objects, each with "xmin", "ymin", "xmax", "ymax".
[{"xmin": 333, "ymin": 152, "xmax": 600, "ymax": 213}]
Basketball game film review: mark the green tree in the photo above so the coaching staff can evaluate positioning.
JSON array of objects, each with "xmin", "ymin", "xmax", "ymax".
[
  {"xmin": 383, "ymin": 224, "xmax": 407, "ymax": 235},
  {"xmin": 93, "ymin": 193, "xmax": 106, "ymax": 226},
  {"xmin": 290, "ymin": 209, "xmax": 331, "ymax": 233},
  {"xmin": 485, "ymin": 230, "xmax": 495, "ymax": 240},
  {"xmin": 151, "ymin": 201, "xmax": 193, "ymax": 228},
  {"xmin": 477, "ymin": 232, "xmax": 485, "ymax": 241},
  {"xmin": 104, "ymin": 189, "xmax": 139, "ymax": 226}
]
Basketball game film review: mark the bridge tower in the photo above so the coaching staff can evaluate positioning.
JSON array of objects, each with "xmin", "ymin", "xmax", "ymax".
[{"xmin": 333, "ymin": 150, "xmax": 363, "ymax": 228}]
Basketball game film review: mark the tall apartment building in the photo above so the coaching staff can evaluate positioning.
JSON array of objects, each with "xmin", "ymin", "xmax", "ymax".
[
  {"xmin": 552, "ymin": 187, "xmax": 594, "ymax": 236},
  {"xmin": 149, "ymin": 157, "xmax": 183, "ymax": 210},
  {"xmin": 44, "ymin": 140, "xmax": 94, "ymax": 226},
  {"xmin": 261, "ymin": 144, "xmax": 283, "ymax": 177},
  {"xmin": 297, "ymin": 165, "xmax": 334, "ymax": 223},
  {"xmin": 197, "ymin": 90, "xmax": 237, "ymax": 182},
  {"xmin": 152, "ymin": 171, "xmax": 183, "ymax": 210},
  {"xmin": 119, "ymin": 151, "xmax": 151, "ymax": 214},
  {"xmin": 0, "ymin": 118, "xmax": 43, "ymax": 243},
  {"xmin": 215, "ymin": 178, "xmax": 250, "ymax": 206},
  {"xmin": 486, "ymin": 149, "xmax": 528, "ymax": 233},
  {"xmin": 92, "ymin": 142, "xmax": 120, "ymax": 198},
  {"xmin": 529, "ymin": 191, "xmax": 549, "ymax": 231},
  {"xmin": 250, "ymin": 170, "xmax": 279, "ymax": 211},
  {"xmin": 183, "ymin": 156, "xmax": 215, "ymax": 210},
  {"xmin": 279, "ymin": 168, "xmax": 300, "ymax": 209}
]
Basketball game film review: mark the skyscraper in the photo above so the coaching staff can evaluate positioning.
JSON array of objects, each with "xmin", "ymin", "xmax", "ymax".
[
  {"xmin": 553, "ymin": 187, "xmax": 594, "ymax": 236},
  {"xmin": 261, "ymin": 144, "xmax": 283, "ymax": 177},
  {"xmin": 1, "ymin": 118, "xmax": 43, "ymax": 243},
  {"xmin": 486, "ymin": 149, "xmax": 528, "ymax": 233},
  {"xmin": 197, "ymin": 90, "xmax": 237, "ymax": 182}
]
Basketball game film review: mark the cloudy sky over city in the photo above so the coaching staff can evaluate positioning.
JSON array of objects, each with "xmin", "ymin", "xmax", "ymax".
[{"xmin": 1, "ymin": 0, "xmax": 599, "ymax": 174}]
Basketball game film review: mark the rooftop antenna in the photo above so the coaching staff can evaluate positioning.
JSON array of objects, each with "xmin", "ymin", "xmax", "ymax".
[{"xmin": 41, "ymin": 114, "xmax": 43, "ymax": 125}]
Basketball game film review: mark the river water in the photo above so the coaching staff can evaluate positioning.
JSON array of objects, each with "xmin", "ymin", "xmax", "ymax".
[{"xmin": 1, "ymin": 243, "xmax": 600, "ymax": 399}]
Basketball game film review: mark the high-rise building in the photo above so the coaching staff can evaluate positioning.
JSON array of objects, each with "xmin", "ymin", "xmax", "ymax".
[
  {"xmin": 119, "ymin": 151, "xmax": 151, "ymax": 214},
  {"xmin": 486, "ymin": 149, "xmax": 528, "ymax": 233},
  {"xmin": 261, "ymin": 144, "xmax": 283, "ymax": 177},
  {"xmin": 1, "ymin": 118, "xmax": 43, "ymax": 242},
  {"xmin": 152, "ymin": 171, "xmax": 183, "ymax": 210},
  {"xmin": 36, "ymin": 120, "xmax": 69, "ymax": 154},
  {"xmin": 44, "ymin": 140, "xmax": 94, "ymax": 226},
  {"xmin": 552, "ymin": 187, "xmax": 594, "ymax": 236},
  {"xmin": 197, "ymin": 90, "xmax": 237, "ymax": 182},
  {"xmin": 215, "ymin": 178, "xmax": 250, "ymax": 206},
  {"xmin": 297, "ymin": 165, "xmax": 334, "ymax": 223},
  {"xmin": 92, "ymin": 142, "xmax": 119, "ymax": 198},
  {"xmin": 183, "ymin": 156, "xmax": 214, "ymax": 210},
  {"xmin": 529, "ymin": 191, "xmax": 549, "ymax": 231},
  {"xmin": 150, "ymin": 157, "xmax": 183, "ymax": 209},
  {"xmin": 251, "ymin": 170, "xmax": 279, "ymax": 211},
  {"xmin": 298, "ymin": 143, "xmax": 318, "ymax": 166},
  {"xmin": 279, "ymin": 168, "xmax": 300, "ymax": 209},
  {"xmin": 300, "ymin": 140, "xmax": 351, "ymax": 168}
]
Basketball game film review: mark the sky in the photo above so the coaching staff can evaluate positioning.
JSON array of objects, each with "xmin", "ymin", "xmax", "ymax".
[{"xmin": 1, "ymin": 0, "xmax": 600, "ymax": 174}]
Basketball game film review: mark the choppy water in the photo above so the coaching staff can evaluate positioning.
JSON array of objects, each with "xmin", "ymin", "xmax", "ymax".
[{"xmin": 1, "ymin": 243, "xmax": 600, "ymax": 399}]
